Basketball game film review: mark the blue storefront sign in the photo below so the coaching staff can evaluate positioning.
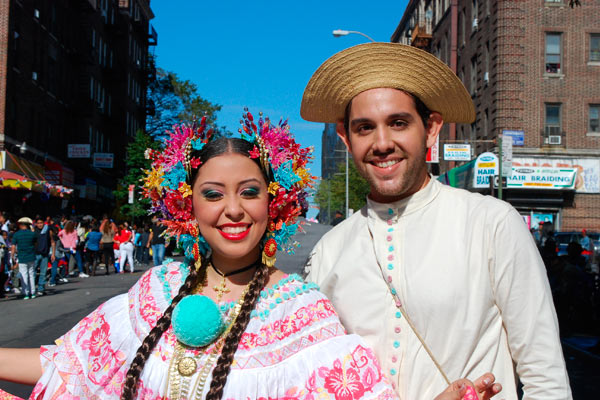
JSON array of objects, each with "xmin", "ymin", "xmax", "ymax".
[{"xmin": 502, "ymin": 130, "xmax": 524, "ymax": 146}]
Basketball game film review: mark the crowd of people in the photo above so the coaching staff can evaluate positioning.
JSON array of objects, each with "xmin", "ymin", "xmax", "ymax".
[{"xmin": 0, "ymin": 211, "xmax": 168, "ymax": 300}]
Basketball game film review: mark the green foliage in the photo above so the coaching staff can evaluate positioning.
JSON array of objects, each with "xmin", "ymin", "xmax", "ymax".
[
  {"xmin": 146, "ymin": 56, "xmax": 229, "ymax": 140},
  {"xmin": 114, "ymin": 130, "xmax": 160, "ymax": 221},
  {"xmin": 315, "ymin": 159, "xmax": 371, "ymax": 224}
]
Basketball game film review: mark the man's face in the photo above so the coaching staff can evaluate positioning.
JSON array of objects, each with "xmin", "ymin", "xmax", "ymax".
[
  {"xmin": 36, "ymin": 220, "xmax": 44, "ymax": 229},
  {"xmin": 337, "ymin": 88, "xmax": 443, "ymax": 203}
]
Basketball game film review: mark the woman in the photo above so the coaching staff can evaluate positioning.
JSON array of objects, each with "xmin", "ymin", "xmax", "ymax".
[
  {"xmin": 100, "ymin": 217, "xmax": 117, "ymax": 275},
  {"xmin": 0, "ymin": 115, "xmax": 499, "ymax": 399},
  {"xmin": 116, "ymin": 223, "xmax": 135, "ymax": 273},
  {"xmin": 57, "ymin": 221, "xmax": 88, "ymax": 278},
  {"xmin": 85, "ymin": 224, "xmax": 103, "ymax": 276}
]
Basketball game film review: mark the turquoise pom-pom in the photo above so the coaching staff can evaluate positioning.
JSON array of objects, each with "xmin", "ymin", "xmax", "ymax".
[{"xmin": 172, "ymin": 295, "xmax": 224, "ymax": 347}]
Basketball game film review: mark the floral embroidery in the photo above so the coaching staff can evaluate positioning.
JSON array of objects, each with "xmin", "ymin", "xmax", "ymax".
[{"xmin": 239, "ymin": 299, "xmax": 337, "ymax": 350}]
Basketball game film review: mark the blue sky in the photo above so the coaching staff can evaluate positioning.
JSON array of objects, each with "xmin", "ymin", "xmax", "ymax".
[{"xmin": 151, "ymin": 1, "xmax": 409, "ymax": 216}]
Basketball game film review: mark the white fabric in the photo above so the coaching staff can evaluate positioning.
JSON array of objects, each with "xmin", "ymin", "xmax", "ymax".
[
  {"xmin": 32, "ymin": 262, "xmax": 397, "ymax": 399},
  {"xmin": 307, "ymin": 178, "xmax": 572, "ymax": 400},
  {"xmin": 18, "ymin": 262, "xmax": 35, "ymax": 297},
  {"xmin": 119, "ymin": 242, "xmax": 135, "ymax": 272}
]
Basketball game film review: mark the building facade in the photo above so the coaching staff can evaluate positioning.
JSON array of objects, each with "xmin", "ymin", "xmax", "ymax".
[
  {"xmin": 0, "ymin": 0, "xmax": 156, "ymax": 216},
  {"xmin": 392, "ymin": 0, "xmax": 600, "ymax": 231}
]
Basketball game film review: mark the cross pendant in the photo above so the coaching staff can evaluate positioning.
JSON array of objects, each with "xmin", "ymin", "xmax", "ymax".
[{"xmin": 213, "ymin": 277, "xmax": 231, "ymax": 301}]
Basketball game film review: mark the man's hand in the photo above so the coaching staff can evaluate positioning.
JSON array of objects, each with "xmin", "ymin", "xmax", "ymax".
[{"xmin": 435, "ymin": 373, "xmax": 501, "ymax": 400}]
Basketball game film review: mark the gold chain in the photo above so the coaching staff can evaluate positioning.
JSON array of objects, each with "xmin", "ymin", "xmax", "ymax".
[{"xmin": 167, "ymin": 285, "xmax": 249, "ymax": 399}]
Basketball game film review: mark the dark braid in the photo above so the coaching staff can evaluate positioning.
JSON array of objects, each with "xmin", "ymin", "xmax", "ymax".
[
  {"xmin": 205, "ymin": 263, "xmax": 269, "ymax": 400},
  {"xmin": 120, "ymin": 257, "xmax": 208, "ymax": 400}
]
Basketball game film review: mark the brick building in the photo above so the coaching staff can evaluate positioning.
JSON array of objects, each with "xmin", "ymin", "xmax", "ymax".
[
  {"xmin": 0, "ymin": 0, "xmax": 156, "ymax": 217},
  {"xmin": 392, "ymin": 0, "xmax": 600, "ymax": 231}
]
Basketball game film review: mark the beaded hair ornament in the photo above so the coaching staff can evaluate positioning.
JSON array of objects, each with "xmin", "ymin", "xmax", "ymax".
[{"xmin": 141, "ymin": 110, "xmax": 315, "ymax": 266}]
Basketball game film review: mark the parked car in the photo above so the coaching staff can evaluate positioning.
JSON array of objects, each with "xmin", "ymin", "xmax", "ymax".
[{"xmin": 553, "ymin": 231, "xmax": 599, "ymax": 257}]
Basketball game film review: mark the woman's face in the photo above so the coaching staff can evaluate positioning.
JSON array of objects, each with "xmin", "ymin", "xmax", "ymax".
[{"xmin": 192, "ymin": 153, "xmax": 269, "ymax": 267}]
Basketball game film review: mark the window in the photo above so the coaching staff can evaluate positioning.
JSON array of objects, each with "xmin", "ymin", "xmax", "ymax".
[
  {"xmin": 590, "ymin": 105, "xmax": 600, "ymax": 133},
  {"xmin": 544, "ymin": 103, "xmax": 561, "ymax": 136},
  {"xmin": 591, "ymin": 34, "xmax": 600, "ymax": 62},
  {"xmin": 545, "ymin": 33, "xmax": 562, "ymax": 74}
]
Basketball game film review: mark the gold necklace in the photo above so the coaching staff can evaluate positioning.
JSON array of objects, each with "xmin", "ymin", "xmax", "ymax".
[{"xmin": 167, "ymin": 284, "xmax": 249, "ymax": 400}]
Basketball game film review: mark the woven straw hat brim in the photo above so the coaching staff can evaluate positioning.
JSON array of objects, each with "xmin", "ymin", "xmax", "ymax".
[{"xmin": 301, "ymin": 43, "xmax": 475, "ymax": 124}]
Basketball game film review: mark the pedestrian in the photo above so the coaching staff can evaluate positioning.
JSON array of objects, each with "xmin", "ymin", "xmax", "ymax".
[
  {"xmin": 0, "ymin": 212, "xmax": 11, "ymax": 233},
  {"xmin": 99, "ymin": 217, "xmax": 117, "ymax": 275},
  {"xmin": 116, "ymin": 223, "xmax": 134, "ymax": 273},
  {"xmin": 140, "ymin": 224, "xmax": 150, "ymax": 265},
  {"xmin": 0, "ymin": 115, "xmax": 497, "ymax": 400},
  {"xmin": 33, "ymin": 218, "xmax": 53, "ymax": 296},
  {"xmin": 10, "ymin": 217, "xmax": 37, "ymax": 299},
  {"xmin": 147, "ymin": 215, "xmax": 166, "ymax": 266},
  {"xmin": 58, "ymin": 221, "xmax": 88, "ymax": 278},
  {"xmin": 302, "ymin": 42, "xmax": 567, "ymax": 399},
  {"xmin": 133, "ymin": 226, "xmax": 142, "ymax": 264},
  {"xmin": 47, "ymin": 224, "xmax": 67, "ymax": 286},
  {"xmin": 85, "ymin": 224, "xmax": 102, "ymax": 276},
  {"xmin": 0, "ymin": 230, "xmax": 10, "ymax": 298}
]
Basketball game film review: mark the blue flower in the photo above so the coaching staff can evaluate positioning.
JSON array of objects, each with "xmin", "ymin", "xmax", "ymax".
[
  {"xmin": 191, "ymin": 138, "xmax": 205, "ymax": 151},
  {"xmin": 274, "ymin": 160, "xmax": 301, "ymax": 190},
  {"xmin": 273, "ymin": 223, "xmax": 298, "ymax": 249},
  {"xmin": 160, "ymin": 162, "xmax": 187, "ymax": 190},
  {"xmin": 179, "ymin": 233, "xmax": 210, "ymax": 259}
]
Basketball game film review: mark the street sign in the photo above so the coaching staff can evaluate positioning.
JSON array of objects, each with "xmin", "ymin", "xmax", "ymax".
[
  {"xmin": 128, "ymin": 184, "xmax": 135, "ymax": 204},
  {"xmin": 502, "ymin": 130, "xmax": 524, "ymax": 146},
  {"xmin": 443, "ymin": 144, "xmax": 471, "ymax": 161},
  {"xmin": 473, "ymin": 152, "xmax": 498, "ymax": 188},
  {"xmin": 93, "ymin": 153, "xmax": 114, "ymax": 168},
  {"xmin": 426, "ymin": 136, "xmax": 439, "ymax": 163},
  {"xmin": 68, "ymin": 144, "xmax": 91, "ymax": 158},
  {"xmin": 501, "ymin": 136, "xmax": 513, "ymax": 177}
]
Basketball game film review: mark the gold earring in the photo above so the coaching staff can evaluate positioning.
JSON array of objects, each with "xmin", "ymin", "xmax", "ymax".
[{"xmin": 262, "ymin": 238, "xmax": 277, "ymax": 268}]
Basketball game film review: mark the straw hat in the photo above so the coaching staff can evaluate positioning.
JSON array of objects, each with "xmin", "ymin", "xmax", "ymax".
[
  {"xmin": 301, "ymin": 42, "xmax": 475, "ymax": 124},
  {"xmin": 17, "ymin": 217, "xmax": 33, "ymax": 225}
]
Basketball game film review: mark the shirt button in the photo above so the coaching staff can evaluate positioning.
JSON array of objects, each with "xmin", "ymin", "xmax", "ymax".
[
  {"xmin": 390, "ymin": 368, "xmax": 397, "ymax": 375},
  {"xmin": 387, "ymin": 219, "xmax": 393, "ymax": 226},
  {"xmin": 388, "ymin": 254, "xmax": 394, "ymax": 261},
  {"xmin": 386, "ymin": 235, "xmax": 392, "ymax": 242},
  {"xmin": 395, "ymin": 311, "xmax": 402, "ymax": 318},
  {"xmin": 393, "ymin": 341, "xmax": 400, "ymax": 348},
  {"xmin": 392, "ymin": 356, "xmax": 398, "ymax": 363},
  {"xmin": 395, "ymin": 326, "xmax": 401, "ymax": 333}
]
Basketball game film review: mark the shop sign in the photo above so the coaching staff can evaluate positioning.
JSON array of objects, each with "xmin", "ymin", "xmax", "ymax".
[
  {"xmin": 68, "ymin": 144, "xmax": 91, "ymax": 158},
  {"xmin": 44, "ymin": 161, "xmax": 74, "ymax": 187},
  {"xmin": 426, "ymin": 136, "xmax": 439, "ymax": 163},
  {"xmin": 502, "ymin": 130, "xmax": 525, "ymax": 146},
  {"xmin": 473, "ymin": 152, "xmax": 498, "ymax": 188},
  {"xmin": 93, "ymin": 153, "xmax": 114, "ymax": 168},
  {"xmin": 504, "ymin": 167, "xmax": 577, "ymax": 189},
  {"xmin": 501, "ymin": 137, "xmax": 512, "ymax": 177},
  {"xmin": 513, "ymin": 157, "xmax": 600, "ymax": 193},
  {"xmin": 443, "ymin": 144, "xmax": 471, "ymax": 161}
]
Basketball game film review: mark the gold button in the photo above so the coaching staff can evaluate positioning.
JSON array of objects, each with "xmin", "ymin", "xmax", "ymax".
[{"xmin": 177, "ymin": 356, "xmax": 197, "ymax": 376}]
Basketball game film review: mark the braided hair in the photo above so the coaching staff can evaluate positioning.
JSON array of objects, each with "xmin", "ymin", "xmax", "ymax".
[
  {"xmin": 120, "ymin": 137, "xmax": 272, "ymax": 399},
  {"xmin": 120, "ymin": 256, "xmax": 207, "ymax": 400}
]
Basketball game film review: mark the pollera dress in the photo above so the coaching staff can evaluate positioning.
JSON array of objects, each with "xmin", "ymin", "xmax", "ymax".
[{"xmin": 29, "ymin": 261, "xmax": 398, "ymax": 399}]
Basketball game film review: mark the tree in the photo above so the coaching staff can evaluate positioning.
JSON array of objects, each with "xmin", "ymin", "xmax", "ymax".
[
  {"xmin": 114, "ymin": 130, "xmax": 161, "ymax": 221},
  {"xmin": 315, "ymin": 160, "xmax": 371, "ymax": 224},
  {"xmin": 146, "ymin": 56, "xmax": 228, "ymax": 141}
]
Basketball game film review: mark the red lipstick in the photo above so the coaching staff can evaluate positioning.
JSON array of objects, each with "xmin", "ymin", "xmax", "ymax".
[{"xmin": 217, "ymin": 223, "xmax": 251, "ymax": 241}]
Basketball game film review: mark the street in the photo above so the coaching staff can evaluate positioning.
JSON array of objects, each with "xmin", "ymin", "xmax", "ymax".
[{"xmin": 1, "ymin": 220, "xmax": 598, "ymax": 399}]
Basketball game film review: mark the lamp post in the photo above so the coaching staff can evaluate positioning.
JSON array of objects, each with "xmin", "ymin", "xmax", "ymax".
[{"xmin": 332, "ymin": 29, "xmax": 376, "ymax": 43}]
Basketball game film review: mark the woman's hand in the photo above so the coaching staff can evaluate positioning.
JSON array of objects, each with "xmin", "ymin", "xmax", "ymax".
[{"xmin": 434, "ymin": 373, "xmax": 502, "ymax": 400}]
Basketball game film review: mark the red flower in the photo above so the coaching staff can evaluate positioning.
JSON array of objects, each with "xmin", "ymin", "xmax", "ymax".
[
  {"xmin": 165, "ymin": 190, "xmax": 192, "ymax": 220},
  {"xmin": 249, "ymin": 145, "xmax": 260, "ymax": 159},
  {"xmin": 324, "ymin": 360, "xmax": 366, "ymax": 400}
]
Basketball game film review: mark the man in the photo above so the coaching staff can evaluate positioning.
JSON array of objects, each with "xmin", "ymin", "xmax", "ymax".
[
  {"xmin": 33, "ymin": 218, "xmax": 54, "ymax": 295},
  {"xmin": 579, "ymin": 229, "xmax": 591, "ymax": 255},
  {"xmin": 0, "ymin": 212, "xmax": 10, "ymax": 233},
  {"xmin": 302, "ymin": 43, "xmax": 570, "ymax": 399},
  {"xmin": 10, "ymin": 217, "xmax": 38, "ymax": 299},
  {"xmin": 147, "ymin": 216, "xmax": 166, "ymax": 266}
]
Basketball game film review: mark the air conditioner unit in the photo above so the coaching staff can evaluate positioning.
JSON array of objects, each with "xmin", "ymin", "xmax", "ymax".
[
  {"xmin": 483, "ymin": 71, "xmax": 489, "ymax": 84},
  {"xmin": 34, "ymin": 9, "xmax": 40, "ymax": 19},
  {"xmin": 32, "ymin": 71, "xmax": 38, "ymax": 81},
  {"xmin": 548, "ymin": 135, "xmax": 562, "ymax": 145},
  {"xmin": 472, "ymin": 18, "xmax": 478, "ymax": 30}
]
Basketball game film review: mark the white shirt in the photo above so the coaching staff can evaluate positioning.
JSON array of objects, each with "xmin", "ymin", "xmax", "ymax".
[{"xmin": 307, "ymin": 178, "xmax": 571, "ymax": 400}]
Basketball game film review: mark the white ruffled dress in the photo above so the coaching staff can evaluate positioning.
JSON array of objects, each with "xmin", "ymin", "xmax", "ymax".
[{"xmin": 30, "ymin": 262, "xmax": 397, "ymax": 399}]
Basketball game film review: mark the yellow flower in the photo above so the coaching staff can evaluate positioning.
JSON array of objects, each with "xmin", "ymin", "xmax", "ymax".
[
  {"xmin": 143, "ymin": 166, "xmax": 164, "ymax": 189},
  {"xmin": 178, "ymin": 182, "xmax": 192, "ymax": 198},
  {"xmin": 295, "ymin": 167, "xmax": 312, "ymax": 186},
  {"xmin": 268, "ymin": 181, "xmax": 280, "ymax": 195}
]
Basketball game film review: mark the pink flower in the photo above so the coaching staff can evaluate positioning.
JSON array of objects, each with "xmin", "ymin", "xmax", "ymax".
[
  {"xmin": 324, "ymin": 360, "xmax": 366, "ymax": 400},
  {"xmin": 165, "ymin": 190, "xmax": 192, "ymax": 220}
]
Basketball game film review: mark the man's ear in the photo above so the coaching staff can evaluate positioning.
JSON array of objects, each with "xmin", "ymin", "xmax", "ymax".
[
  {"xmin": 336, "ymin": 122, "xmax": 351, "ymax": 150},
  {"xmin": 425, "ymin": 112, "xmax": 443, "ymax": 149}
]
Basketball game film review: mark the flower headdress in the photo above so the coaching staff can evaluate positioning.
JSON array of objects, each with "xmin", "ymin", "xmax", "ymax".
[{"xmin": 141, "ymin": 111, "xmax": 315, "ymax": 265}]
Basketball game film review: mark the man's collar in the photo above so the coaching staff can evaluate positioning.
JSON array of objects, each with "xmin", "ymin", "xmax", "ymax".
[{"xmin": 367, "ymin": 177, "xmax": 440, "ymax": 221}]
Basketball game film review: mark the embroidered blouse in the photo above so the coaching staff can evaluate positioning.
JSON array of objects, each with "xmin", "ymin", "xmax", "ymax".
[{"xmin": 29, "ymin": 261, "xmax": 397, "ymax": 399}]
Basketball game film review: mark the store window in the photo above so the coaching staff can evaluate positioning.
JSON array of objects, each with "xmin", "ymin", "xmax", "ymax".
[
  {"xmin": 590, "ymin": 104, "xmax": 599, "ymax": 133},
  {"xmin": 545, "ymin": 33, "xmax": 562, "ymax": 74}
]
